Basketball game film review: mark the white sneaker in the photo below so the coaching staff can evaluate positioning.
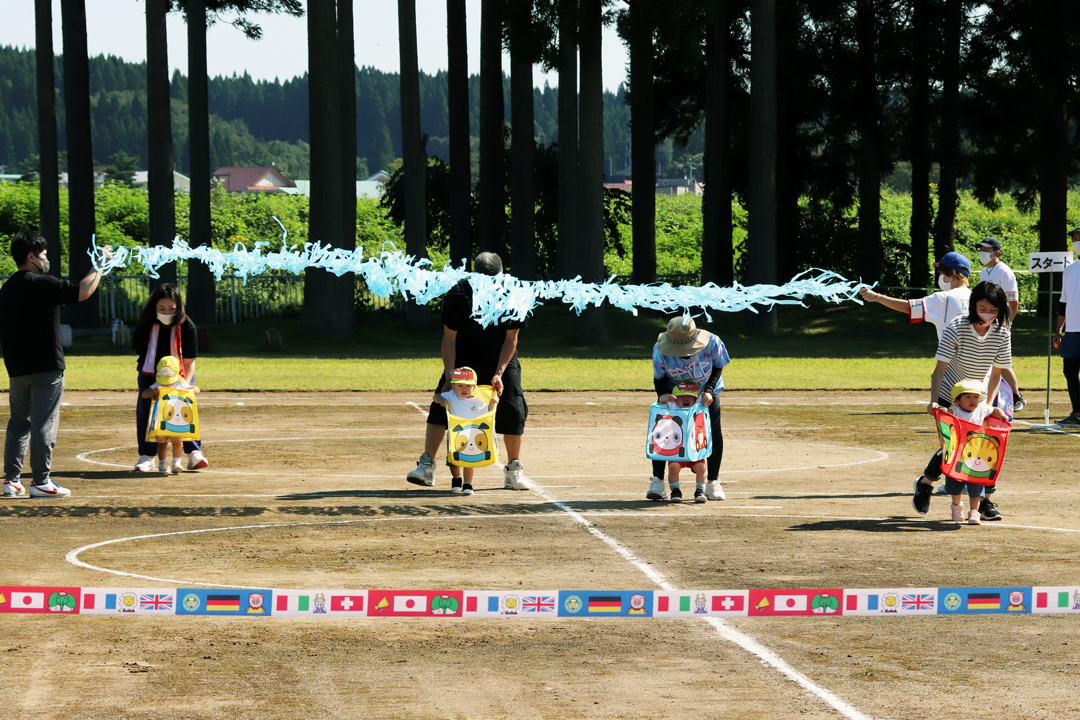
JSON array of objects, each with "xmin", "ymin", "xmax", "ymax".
[
  {"xmin": 158, "ymin": 460, "xmax": 169, "ymax": 474},
  {"xmin": 1013, "ymin": 394, "xmax": 1026, "ymax": 412},
  {"xmin": 171, "ymin": 459, "xmax": 183, "ymax": 475},
  {"xmin": 704, "ymin": 480, "xmax": 726, "ymax": 501},
  {"xmin": 133, "ymin": 455, "xmax": 155, "ymax": 472},
  {"xmin": 2, "ymin": 479, "xmax": 25, "ymax": 497},
  {"xmin": 646, "ymin": 477, "xmax": 668, "ymax": 501},
  {"xmin": 28, "ymin": 480, "xmax": 71, "ymax": 498},
  {"xmin": 503, "ymin": 459, "xmax": 527, "ymax": 490},
  {"xmin": 187, "ymin": 450, "xmax": 209, "ymax": 470},
  {"xmin": 407, "ymin": 453, "xmax": 435, "ymax": 486}
]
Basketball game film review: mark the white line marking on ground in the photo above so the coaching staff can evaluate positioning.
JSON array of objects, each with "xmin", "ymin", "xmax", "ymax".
[{"xmin": 494, "ymin": 463, "xmax": 876, "ymax": 720}]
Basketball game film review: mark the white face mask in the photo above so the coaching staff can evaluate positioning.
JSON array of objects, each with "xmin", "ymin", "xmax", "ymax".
[
  {"xmin": 157, "ymin": 312, "xmax": 175, "ymax": 325},
  {"xmin": 978, "ymin": 311, "xmax": 998, "ymax": 325},
  {"xmin": 1073, "ymin": 241, "xmax": 1080, "ymax": 256},
  {"xmin": 978, "ymin": 251, "xmax": 993, "ymax": 264},
  {"xmin": 937, "ymin": 274, "xmax": 951, "ymax": 292}
]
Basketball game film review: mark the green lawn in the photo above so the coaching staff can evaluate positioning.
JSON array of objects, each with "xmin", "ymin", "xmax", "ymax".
[{"xmin": 1, "ymin": 302, "xmax": 1068, "ymax": 392}]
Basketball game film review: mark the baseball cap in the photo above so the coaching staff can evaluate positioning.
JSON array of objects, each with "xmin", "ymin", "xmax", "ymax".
[
  {"xmin": 671, "ymin": 382, "xmax": 700, "ymax": 397},
  {"xmin": 950, "ymin": 379, "xmax": 984, "ymax": 401},
  {"xmin": 934, "ymin": 251, "xmax": 971, "ymax": 277},
  {"xmin": 155, "ymin": 356, "xmax": 182, "ymax": 385},
  {"xmin": 451, "ymin": 367, "xmax": 477, "ymax": 385},
  {"xmin": 977, "ymin": 237, "xmax": 1001, "ymax": 251}
]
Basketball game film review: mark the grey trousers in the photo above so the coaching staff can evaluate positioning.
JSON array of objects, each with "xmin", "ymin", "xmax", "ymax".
[{"xmin": 4, "ymin": 370, "xmax": 65, "ymax": 484}]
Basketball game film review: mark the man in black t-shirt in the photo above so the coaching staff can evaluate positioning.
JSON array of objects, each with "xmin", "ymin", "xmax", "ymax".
[
  {"xmin": 407, "ymin": 252, "xmax": 530, "ymax": 492},
  {"xmin": 1, "ymin": 231, "xmax": 107, "ymax": 498}
]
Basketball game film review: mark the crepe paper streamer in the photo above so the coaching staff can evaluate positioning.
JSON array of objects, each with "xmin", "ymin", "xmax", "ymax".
[
  {"xmin": 445, "ymin": 386, "xmax": 499, "ymax": 468},
  {"xmin": 7, "ymin": 585, "xmax": 1075, "ymax": 617},
  {"xmin": 145, "ymin": 388, "xmax": 200, "ymax": 442},
  {"xmin": 89, "ymin": 233, "xmax": 876, "ymax": 328},
  {"xmin": 933, "ymin": 408, "xmax": 1011, "ymax": 486},
  {"xmin": 646, "ymin": 403, "xmax": 712, "ymax": 463}
]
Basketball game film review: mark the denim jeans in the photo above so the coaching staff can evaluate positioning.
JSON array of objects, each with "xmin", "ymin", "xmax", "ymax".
[{"xmin": 4, "ymin": 370, "xmax": 65, "ymax": 484}]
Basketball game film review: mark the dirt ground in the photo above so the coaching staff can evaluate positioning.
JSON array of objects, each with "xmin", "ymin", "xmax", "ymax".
[{"xmin": 1, "ymin": 389, "xmax": 1079, "ymax": 720}]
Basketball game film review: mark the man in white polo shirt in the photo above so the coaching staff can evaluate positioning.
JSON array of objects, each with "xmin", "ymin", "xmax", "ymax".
[
  {"xmin": 1053, "ymin": 228, "xmax": 1080, "ymax": 426},
  {"xmin": 978, "ymin": 236, "xmax": 1026, "ymax": 411}
]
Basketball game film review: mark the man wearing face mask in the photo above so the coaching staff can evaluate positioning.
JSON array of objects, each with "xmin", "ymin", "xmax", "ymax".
[
  {"xmin": 1053, "ymin": 228, "xmax": 1080, "ymax": 426},
  {"xmin": 977, "ymin": 237, "xmax": 1025, "ymax": 411},
  {"xmin": 859, "ymin": 251, "xmax": 972, "ymax": 342},
  {"xmin": 1, "ymin": 231, "xmax": 109, "ymax": 498}
]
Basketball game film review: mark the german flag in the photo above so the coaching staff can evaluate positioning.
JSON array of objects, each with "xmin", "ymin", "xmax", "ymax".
[
  {"xmin": 967, "ymin": 593, "xmax": 1000, "ymax": 610},
  {"xmin": 588, "ymin": 596, "xmax": 622, "ymax": 613},
  {"xmin": 206, "ymin": 594, "xmax": 241, "ymax": 612}
]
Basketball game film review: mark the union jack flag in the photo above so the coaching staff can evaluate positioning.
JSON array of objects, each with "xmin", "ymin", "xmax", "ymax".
[
  {"xmin": 902, "ymin": 594, "xmax": 934, "ymax": 611},
  {"xmin": 139, "ymin": 594, "xmax": 174, "ymax": 611},
  {"xmin": 521, "ymin": 596, "xmax": 556, "ymax": 613}
]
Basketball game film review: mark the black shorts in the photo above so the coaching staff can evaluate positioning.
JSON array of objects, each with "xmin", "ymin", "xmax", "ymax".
[{"xmin": 425, "ymin": 361, "xmax": 528, "ymax": 435}]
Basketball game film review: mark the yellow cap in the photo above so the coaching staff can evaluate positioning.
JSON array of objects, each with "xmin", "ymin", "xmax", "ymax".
[
  {"xmin": 155, "ymin": 356, "xmax": 182, "ymax": 385},
  {"xmin": 950, "ymin": 379, "xmax": 983, "ymax": 400}
]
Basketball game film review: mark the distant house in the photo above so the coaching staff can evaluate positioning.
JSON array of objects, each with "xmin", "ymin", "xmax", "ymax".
[
  {"xmin": 365, "ymin": 171, "xmax": 391, "ymax": 184},
  {"xmin": 212, "ymin": 166, "xmax": 296, "ymax": 193},
  {"xmin": 656, "ymin": 177, "xmax": 702, "ymax": 197},
  {"xmin": 281, "ymin": 180, "xmax": 385, "ymax": 199},
  {"xmin": 603, "ymin": 179, "xmax": 632, "ymax": 193},
  {"xmin": 133, "ymin": 170, "xmax": 191, "ymax": 193}
]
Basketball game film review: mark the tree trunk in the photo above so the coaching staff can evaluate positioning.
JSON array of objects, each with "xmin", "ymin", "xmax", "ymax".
[
  {"xmin": 774, "ymin": 0, "xmax": 798, "ymax": 283},
  {"xmin": 629, "ymin": 0, "xmax": 656, "ymax": 286},
  {"xmin": 746, "ymin": 0, "xmax": 777, "ymax": 334},
  {"xmin": 855, "ymin": 0, "xmax": 881, "ymax": 284},
  {"xmin": 479, "ymin": 0, "xmax": 506, "ymax": 261},
  {"xmin": 147, "ymin": 0, "xmax": 176, "ymax": 289},
  {"xmin": 556, "ymin": 0, "xmax": 578, "ymax": 280},
  {"xmin": 702, "ymin": 0, "xmax": 732, "ymax": 286},
  {"xmin": 36, "ymin": 0, "xmax": 60, "ymax": 278},
  {"xmin": 1038, "ymin": 0, "xmax": 1068, "ymax": 318},
  {"xmin": 339, "ymin": 0, "xmax": 357, "ymax": 253},
  {"xmin": 186, "ymin": 0, "xmax": 216, "ymax": 324},
  {"xmin": 509, "ymin": 0, "xmax": 536, "ymax": 280},
  {"xmin": 399, "ymin": 0, "xmax": 429, "ymax": 328},
  {"xmin": 934, "ymin": 0, "xmax": 960, "ymax": 257},
  {"xmin": 447, "ymin": 0, "xmax": 472, "ymax": 269},
  {"xmin": 908, "ymin": 0, "xmax": 931, "ymax": 292},
  {"xmin": 575, "ymin": 0, "xmax": 605, "ymax": 341},
  {"xmin": 302, "ymin": 0, "xmax": 351, "ymax": 336},
  {"xmin": 61, "ymin": 0, "xmax": 97, "ymax": 326}
]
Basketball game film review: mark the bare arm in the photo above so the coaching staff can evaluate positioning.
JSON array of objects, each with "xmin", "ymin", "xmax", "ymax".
[
  {"xmin": 859, "ymin": 287, "xmax": 911, "ymax": 315},
  {"xmin": 78, "ymin": 245, "xmax": 111, "ymax": 301},
  {"xmin": 490, "ymin": 329, "xmax": 520, "ymax": 396},
  {"xmin": 1007, "ymin": 300, "xmax": 1019, "ymax": 322},
  {"xmin": 928, "ymin": 360, "xmax": 949, "ymax": 416},
  {"xmin": 440, "ymin": 327, "xmax": 457, "ymax": 393},
  {"xmin": 183, "ymin": 358, "xmax": 196, "ymax": 379}
]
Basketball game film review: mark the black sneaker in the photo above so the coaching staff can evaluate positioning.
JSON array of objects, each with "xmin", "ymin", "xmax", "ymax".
[
  {"xmin": 669, "ymin": 487, "xmax": 683, "ymax": 503},
  {"xmin": 694, "ymin": 487, "xmax": 707, "ymax": 503},
  {"xmin": 451, "ymin": 478, "xmax": 463, "ymax": 494},
  {"xmin": 1013, "ymin": 393, "xmax": 1026, "ymax": 412},
  {"xmin": 912, "ymin": 478, "xmax": 933, "ymax": 515},
  {"xmin": 980, "ymin": 498, "xmax": 1002, "ymax": 521},
  {"xmin": 1058, "ymin": 413, "xmax": 1080, "ymax": 427},
  {"xmin": 461, "ymin": 483, "xmax": 474, "ymax": 496}
]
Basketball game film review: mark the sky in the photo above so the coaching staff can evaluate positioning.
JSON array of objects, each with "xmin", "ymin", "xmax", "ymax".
[{"xmin": 3, "ymin": 0, "xmax": 630, "ymax": 92}]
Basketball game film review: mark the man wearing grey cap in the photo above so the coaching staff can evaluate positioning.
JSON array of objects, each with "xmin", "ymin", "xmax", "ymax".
[{"xmin": 977, "ymin": 237, "xmax": 1025, "ymax": 411}]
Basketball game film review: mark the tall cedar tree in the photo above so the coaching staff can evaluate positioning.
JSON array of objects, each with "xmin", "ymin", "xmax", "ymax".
[
  {"xmin": 36, "ymin": 0, "xmax": 61, "ymax": 276},
  {"xmin": 575, "ymin": 0, "xmax": 605, "ymax": 340},
  {"xmin": 446, "ymin": 0, "xmax": 472, "ymax": 268},
  {"xmin": 627, "ymin": 0, "xmax": 656, "ymax": 285},
  {"xmin": 399, "ymin": 0, "xmax": 430, "ymax": 328},
  {"xmin": 746, "ymin": 0, "xmax": 777, "ymax": 333},
  {"xmin": 479, "ymin": 0, "xmax": 506, "ymax": 260},
  {"xmin": 507, "ymin": 0, "xmax": 537, "ymax": 280},
  {"xmin": 147, "ymin": 0, "xmax": 177, "ymax": 288}
]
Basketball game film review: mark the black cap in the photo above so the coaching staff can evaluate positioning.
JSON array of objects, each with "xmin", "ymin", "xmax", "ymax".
[
  {"xmin": 977, "ymin": 236, "xmax": 1002, "ymax": 251},
  {"xmin": 1068, "ymin": 227, "xmax": 1080, "ymax": 236}
]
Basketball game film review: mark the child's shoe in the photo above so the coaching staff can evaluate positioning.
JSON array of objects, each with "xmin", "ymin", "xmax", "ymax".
[
  {"xmin": 158, "ymin": 460, "xmax": 168, "ymax": 474},
  {"xmin": 968, "ymin": 510, "xmax": 982, "ymax": 525},
  {"xmin": 451, "ymin": 478, "xmax": 463, "ymax": 494},
  {"xmin": 694, "ymin": 486, "xmax": 707, "ymax": 503},
  {"xmin": 950, "ymin": 503, "xmax": 964, "ymax": 522},
  {"xmin": 461, "ymin": 483, "xmax": 474, "ymax": 496},
  {"xmin": 669, "ymin": 486, "xmax": 683, "ymax": 503},
  {"xmin": 646, "ymin": 477, "xmax": 668, "ymax": 501},
  {"xmin": 171, "ymin": 459, "xmax": 183, "ymax": 474}
]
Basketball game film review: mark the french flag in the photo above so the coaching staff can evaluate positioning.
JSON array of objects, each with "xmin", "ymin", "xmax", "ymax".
[{"xmin": 844, "ymin": 591, "xmax": 879, "ymax": 614}]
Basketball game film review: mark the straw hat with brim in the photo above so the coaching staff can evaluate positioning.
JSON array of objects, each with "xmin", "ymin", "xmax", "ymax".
[{"xmin": 657, "ymin": 317, "xmax": 709, "ymax": 356}]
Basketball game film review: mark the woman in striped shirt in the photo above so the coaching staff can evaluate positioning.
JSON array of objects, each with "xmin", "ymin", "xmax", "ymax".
[{"xmin": 912, "ymin": 281, "xmax": 1012, "ymax": 520}]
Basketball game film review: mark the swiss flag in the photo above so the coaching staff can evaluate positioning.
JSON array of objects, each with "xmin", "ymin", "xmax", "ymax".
[
  {"xmin": 330, "ymin": 595, "xmax": 364, "ymax": 612},
  {"xmin": 711, "ymin": 595, "xmax": 744, "ymax": 612}
]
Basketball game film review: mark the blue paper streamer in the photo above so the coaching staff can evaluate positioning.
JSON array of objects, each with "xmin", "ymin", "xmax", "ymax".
[{"xmin": 89, "ymin": 234, "xmax": 875, "ymax": 327}]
